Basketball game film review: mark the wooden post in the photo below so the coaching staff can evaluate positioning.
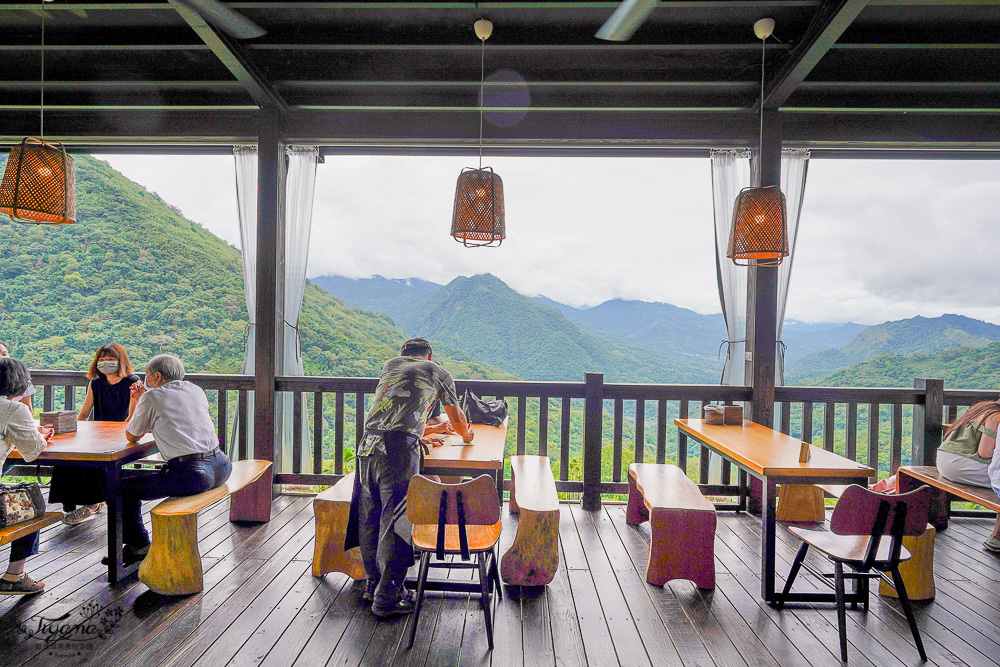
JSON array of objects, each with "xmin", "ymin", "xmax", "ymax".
[
  {"xmin": 912, "ymin": 378, "xmax": 944, "ymax": 467},
  {"xmin": 582, "ymin": 372, "xmax": 604, "ymax": 511},
  {"xmin": 745, "ymin": 109, "xmax": 782, "ymax": 514},
  {"xmin": 254, "ymin": 116, "xmax": 286, "ymax": 466}
]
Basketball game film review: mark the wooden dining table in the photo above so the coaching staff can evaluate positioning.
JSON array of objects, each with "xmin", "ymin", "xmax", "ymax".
[
  {"xmin": 7, "ymin": 421, "xmax": 157, "ymax": 584},
  {"xmin": 421, "ymin": 422, "xmax": 507, "ymax": 500},
  {"xmin": 675, "ymin": 418, "xmax": 876, "ymax": 604}
]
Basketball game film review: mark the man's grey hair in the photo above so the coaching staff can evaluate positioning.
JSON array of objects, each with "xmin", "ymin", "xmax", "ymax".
[{"xmin": 146, "ymin": 354, "xmax": 185, "ymax": 382}]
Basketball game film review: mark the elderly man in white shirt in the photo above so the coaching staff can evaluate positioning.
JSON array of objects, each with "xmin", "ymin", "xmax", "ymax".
[{"xmin": 112, "ymin": 354, "xmax": 232, "ymax": 565}]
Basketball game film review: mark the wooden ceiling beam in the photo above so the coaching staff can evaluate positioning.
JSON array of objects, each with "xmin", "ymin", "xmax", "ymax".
[
  {"xmin": 761, "ymin": 0, "xmax": 868, "ymax": 109},
  {"xmin": 167, "ymin": 0, "xmax": 288, "ymax": 113}
]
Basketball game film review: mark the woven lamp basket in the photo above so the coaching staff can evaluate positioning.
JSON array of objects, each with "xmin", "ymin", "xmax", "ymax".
[
  {"xmin": 727, "ymin": 185, "xmax": 787, "ymax": 266},
  {"xmin": 451, "ymin": 167, "xmax": 505, "ymax": 247},
  {"xmin": 0, "ymin": 138, "xmax": 77, "ymax": 225}
]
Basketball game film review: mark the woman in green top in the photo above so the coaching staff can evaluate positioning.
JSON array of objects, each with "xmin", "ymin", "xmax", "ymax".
[
  {"xmin": 937, "ymin": 399, "xmax": 1000, "ymax": 488},
  {"xmin": 937, "ymin": 399, "xmax": 1000, "ymax": 551}
]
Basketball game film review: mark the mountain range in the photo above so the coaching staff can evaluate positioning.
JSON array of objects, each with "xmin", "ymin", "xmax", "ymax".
[
  {"xmin": 5, "ymin": 154, "xmax": 996, "ymax": 391},
  {"xmin": 785, "ymin": 314, "xmax": 1000, "ymax": 385},
  {"xmin": 0, "ymin": 155, "xmax": 512, "ymax": 382},
  {"xmin": 314, "ymin": 273, "xmax": 1000, "ymax": 390}
]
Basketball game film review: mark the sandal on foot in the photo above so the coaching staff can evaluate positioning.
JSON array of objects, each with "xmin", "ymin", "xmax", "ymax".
[{"xmin": 0, "ymin": 574, "xmax": 44, "ymax": 595}]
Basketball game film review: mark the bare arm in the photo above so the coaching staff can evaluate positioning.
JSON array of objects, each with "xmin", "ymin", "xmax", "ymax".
[
  {"xmin": 423, "ymin": 415, "xmax": 455, "ymax": 436},
  {"xmin": 78, "ymin": 383, "xmax": 94, "ymax": 421},
  {"xmin": 978, "ymin": 414, "xmax": 1000, "ymax": 458},
  {"xmin": 443, "ymin": 404, "xmax": 474, "ymax": 443}
]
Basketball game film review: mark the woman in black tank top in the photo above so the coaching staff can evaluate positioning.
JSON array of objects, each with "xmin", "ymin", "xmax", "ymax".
[{"xmin": 50, "ymin": 344, "xmax": 140, "ymax": 524}]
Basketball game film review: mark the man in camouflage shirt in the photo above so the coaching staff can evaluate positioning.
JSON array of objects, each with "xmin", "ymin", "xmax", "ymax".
[{"xmin": 358, "ymin": 337, "xmax": 474, "ymax": 618}]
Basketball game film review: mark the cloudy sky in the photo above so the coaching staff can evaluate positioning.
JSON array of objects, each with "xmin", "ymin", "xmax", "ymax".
[{"xmin": 95, "ymin": 153, "xmax": 1000, "ymax": 326}]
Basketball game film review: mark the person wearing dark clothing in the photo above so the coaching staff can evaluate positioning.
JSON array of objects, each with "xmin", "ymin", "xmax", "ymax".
[
  {"xmin": 357, "ymin": 337, "xmax": 474, "ymax": 618},
  {"xmin": 51, "ymin": 343, "xmax": 139, "ymax": 525}
]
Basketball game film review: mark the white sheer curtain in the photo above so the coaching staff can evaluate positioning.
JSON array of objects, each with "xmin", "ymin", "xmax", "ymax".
[
  {"xmin": 709, "ymin": 149, "xmax": 752, "ymax": 483},
  {"xmin": 233, "ymin": 145, "xmax": 258, "ymax": 458},
  {"xmin": 776, "ymin": 149, "xmax": 810, "ymax": 385},
  {"xmin": 281, "ymin": 146, "xmax": 320, "ymax": 471},
  {"xmin": 234, "ymin": 145, "xmax": 258, "ymax": 376},
  {"xmin": 233, "ymin": 144, "xmax": 320, "ymax": 470},
  {"xmin": 710, "ymin": 149, "xmax": 752, "ymax": 386}
]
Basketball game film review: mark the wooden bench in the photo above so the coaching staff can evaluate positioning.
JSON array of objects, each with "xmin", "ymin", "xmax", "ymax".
[
  {"xmin": 0, "ymin": 513, "xmax": 62, "ymax": 550},
  {"xmin": 138, "ymin": 459, "xmax": 273, "ymax": 596},
  {"xmin": 312, "ymin": 471, "xmax": 366, "ymax": 580},
  {"xmin": 626, "ymin": 463, "xmax": 716, "ymax": 589},
  {"xmin": 898, "ymin": 465, "xmax": 1000, "ymax": 530},
  {"xmin": 500, "ymin": 455, "xmax": 559, "ymax": 586}
]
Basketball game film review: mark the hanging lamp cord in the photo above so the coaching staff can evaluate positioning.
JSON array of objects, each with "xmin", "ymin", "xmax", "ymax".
[
  {"xmin": 758, "ymin": 32, "xmax": 766, "ymax": 164},
  {"xmin": 478, "ymin": 34, "xmax": 485, "ymax": 170},
  {"xmin": 40, "ymin": 0, "xmax": 45, "ymax": 140}
]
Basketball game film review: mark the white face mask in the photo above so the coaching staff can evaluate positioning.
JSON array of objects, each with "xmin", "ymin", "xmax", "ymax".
[{"xmin": 97, "ymin": 360, "xmax": 119, "ymax": 374}]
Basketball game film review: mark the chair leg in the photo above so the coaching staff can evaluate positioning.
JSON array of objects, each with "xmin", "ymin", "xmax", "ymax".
[
  {"xmin": 408, "ymin": 553, "xmax": 431, "ymax": 649},
  {"xmin": 890, "ymin": 566, "xmax": 927, "ymax": 662},
  {"xmin": 834, "ymin": 562, "xmax": 849, "ymax": 662},
  {"xmin": 479, "ymin": 554, "xmax": 495, "ymax": 650},
  {"xmin": 490, "ymin": 547, "xmax": 502, "ymax": 602},
  {"xmin": 776, "ymin": 542, "xmax": 809, "ymax": 610}
]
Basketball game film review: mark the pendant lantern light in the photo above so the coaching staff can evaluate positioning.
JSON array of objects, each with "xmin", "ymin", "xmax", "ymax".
[
  {"xmin": 0, "ymin": 1, "xmax": 76, "ymax": 225},
  {"xmin": 450, "ymin": 18, "xmax": 505, "ymax": 248},
  {"xmin": 727, "ymin": 18, "xmax": 786, "ymax": 266}
]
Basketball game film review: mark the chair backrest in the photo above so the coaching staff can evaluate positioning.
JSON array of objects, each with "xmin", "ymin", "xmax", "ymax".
[
  {"xmin": 829, "ymin": 484, "xmax": 931, "ymax": 537},
  {"xmin": 406, "ymin": 474, "xmax": 501, "ymax": 527}
]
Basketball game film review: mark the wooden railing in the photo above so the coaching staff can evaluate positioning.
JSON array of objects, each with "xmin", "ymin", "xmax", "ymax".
[{"xmin": 22, "ymin": 371, "xmax": 998, "ymax": 512}]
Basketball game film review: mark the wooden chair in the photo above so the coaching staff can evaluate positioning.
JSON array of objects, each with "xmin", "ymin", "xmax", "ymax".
[
  {"xmin": 777, "ymin": 484, "xmax": 931, "ymax": 662},
  {"xmin": 406, "ymin": 474, "xmax": 502, "ymax": 650}
]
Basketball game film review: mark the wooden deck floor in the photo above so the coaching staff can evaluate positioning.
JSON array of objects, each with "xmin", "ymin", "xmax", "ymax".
[{"xmin": 2, "ymin": 494, "xmax": 999, "ymax": 667}]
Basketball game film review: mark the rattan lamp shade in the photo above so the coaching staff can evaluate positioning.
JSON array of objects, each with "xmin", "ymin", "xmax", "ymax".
[
  {"xmin": 726, "ymin": 185, "xmax": 787, "ymax": 266},
  {"xmin": 451, "ymin": 167, "xmax": 505, "ymax": 247},
  {"xmin": 0, "ymin": 138, "xmax": 76, "ymax": 225}
]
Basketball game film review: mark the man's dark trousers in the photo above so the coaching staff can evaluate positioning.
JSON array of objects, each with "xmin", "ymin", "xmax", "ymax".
[{"xmin": 358, "ymin": 431, "xmax": 420, "ymax": 609}]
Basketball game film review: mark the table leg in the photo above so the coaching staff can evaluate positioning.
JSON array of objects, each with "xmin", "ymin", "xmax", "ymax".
[
  {"xmin": 761, "ymin": 478, "xmax": 778, "ymax": 602},
  {"xmin": 738, "ymin": 470, "xmax": 748, "ymax": 513},
  {"xmin": 104, "ymin": 465, "xmax": 124, "ymax": 584},
  {"xmin": 495, "ymin": 469, "xmax": 504, "ymax": 503}
]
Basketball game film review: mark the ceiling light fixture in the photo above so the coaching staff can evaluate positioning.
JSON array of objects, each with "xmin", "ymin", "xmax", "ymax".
[
  {"xmin": 0, "ymin": 0, "xmax": 76, "ymax": 225},
  {"xmin": 450, "ymin": 17, "xmax": 506, "ymax": 248},
  {"xmin": 726, "ymin": 18, "xmax": 788, "ymax": 266}
]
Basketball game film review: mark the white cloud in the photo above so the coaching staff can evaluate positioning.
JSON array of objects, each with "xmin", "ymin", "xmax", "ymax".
[{"xmin": 94, "ymin": 153, "xmax": 1000, "ymax": 326}]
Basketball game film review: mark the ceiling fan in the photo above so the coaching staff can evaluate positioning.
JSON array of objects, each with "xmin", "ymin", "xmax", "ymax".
[
  {"xmin": 595, "ymin": 0, "xmax": 657, "ymax": 42},
  {"xmin": 171, "ymin": 0, "xmax": 267, "ymax": 39}
]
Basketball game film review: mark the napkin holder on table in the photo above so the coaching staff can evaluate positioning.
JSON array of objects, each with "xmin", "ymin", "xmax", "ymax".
[{"xmin": 40, "ymin": 410, "xmax": 77, "ymax": 435}]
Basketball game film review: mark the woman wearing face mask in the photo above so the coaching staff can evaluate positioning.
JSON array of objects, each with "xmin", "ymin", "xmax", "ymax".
[{"xmin": 49, "ymin": 343, "xmax": 140, "ymax": 525}]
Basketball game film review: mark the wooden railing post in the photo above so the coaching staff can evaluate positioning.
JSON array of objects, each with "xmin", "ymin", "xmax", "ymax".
[
  {"xmin": 583, "ymin": 372, "xmax": 604, "ymax": 510},
  {"xmin": 912, "ymin": 378, "xmax": 944, "ymax": 467}
]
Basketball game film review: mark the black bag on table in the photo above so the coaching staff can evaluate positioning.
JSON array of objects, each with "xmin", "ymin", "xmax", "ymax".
[
  {"xmin": 459, "ymin": 389, "xmax": 508, "ymax": 427},
  {"xmin": 0, "ymin": 482, "xmax": 46, "ymax": 527}
]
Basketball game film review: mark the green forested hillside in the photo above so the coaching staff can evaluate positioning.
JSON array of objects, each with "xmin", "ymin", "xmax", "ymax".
[
  {"xmin": 819, "ymin": 342, "xmax": 1000, "ymax": 390},
  {"xmin": 786, "ymin": 314, "xmax": 1000, "ymax": 385},
  {"xmin": 406, "ymin": 274, "xmax": 717, "ymax": 383},
  {"xmin": 0, "ymin": 155, "xmax": 513, "ymax": 381}
]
